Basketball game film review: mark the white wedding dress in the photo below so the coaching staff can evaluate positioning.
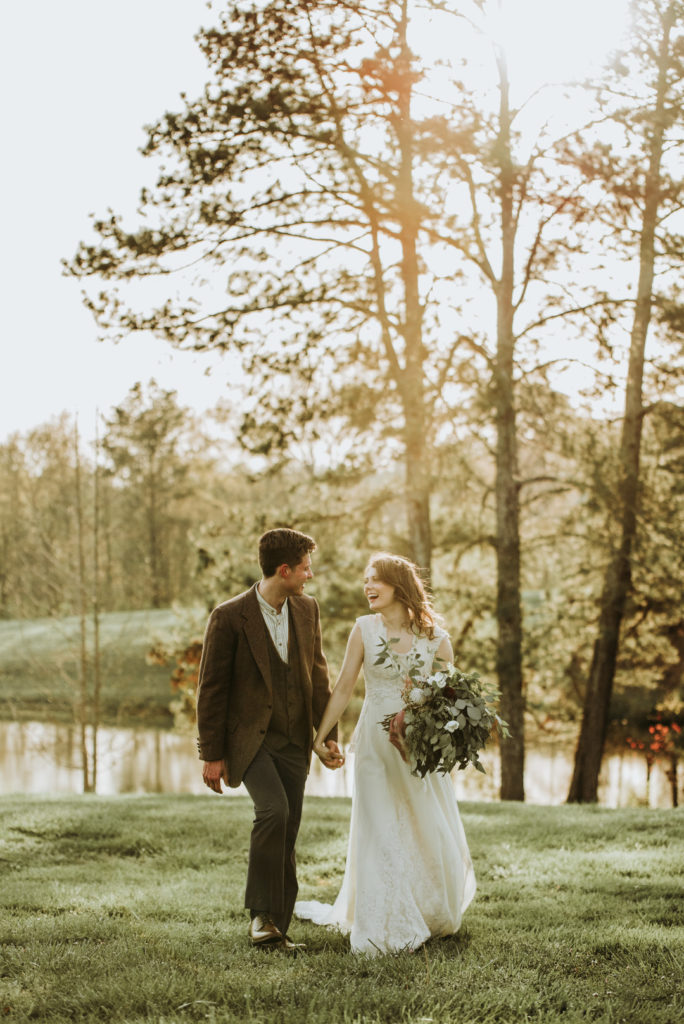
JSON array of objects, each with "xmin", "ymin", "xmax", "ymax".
[{"xmin": 296, "ymin": 614, "xmax": 476, "ymax": 954}]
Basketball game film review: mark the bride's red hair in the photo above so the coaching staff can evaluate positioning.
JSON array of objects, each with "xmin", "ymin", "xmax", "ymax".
[{"xmin": 366, "ymin": 552, "xmax": 440, "ymax": 640}]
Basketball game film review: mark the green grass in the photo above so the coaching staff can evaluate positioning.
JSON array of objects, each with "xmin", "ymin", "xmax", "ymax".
[
  {"xmin": 0, "ymin": 796, "xmax": 682, "ymax": 1023},
  {"xmin": 0, "ymin": 610, "xmax": 185, "ymax": 727}
]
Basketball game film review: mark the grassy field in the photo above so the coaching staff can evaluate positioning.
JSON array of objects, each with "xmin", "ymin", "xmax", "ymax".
[
  {"xmin": 0, "ymin": 795, "xmax": 682, "ymax": 1024},
  {"xmin": 0, "ymin": 610, "xmax": 188, "ymax": 727}
]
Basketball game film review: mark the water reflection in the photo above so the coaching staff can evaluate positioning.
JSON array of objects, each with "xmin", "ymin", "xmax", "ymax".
[{"xmin": 0, "ymin": 720, "xmax": 676, "ymax": 807}]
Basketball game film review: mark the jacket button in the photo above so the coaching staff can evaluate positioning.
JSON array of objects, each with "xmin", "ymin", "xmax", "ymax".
[{"xmin": 260, "ymin": 729, "xmax": 266, "ymax": 734}]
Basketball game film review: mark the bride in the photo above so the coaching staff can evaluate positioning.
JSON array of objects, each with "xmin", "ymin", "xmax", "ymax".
[{"xmin": 295, "ymin": 552, "xmax": 476, "ymax": 954}]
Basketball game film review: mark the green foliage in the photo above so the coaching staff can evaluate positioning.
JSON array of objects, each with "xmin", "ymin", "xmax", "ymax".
[
  {"xmin": 0, "ymin": 390, "xmax": 226, "ymax": 620},
  {"xmin": 100, "ymin": 380, "xmax": 211, "ymax": 610},
  {"xmin": 0, "ymin": 415, "xmax": 84, "ymax": 619},
  {"xmin": 0, "ymin": 794, "xmax": 682, "ymax": 1023}
]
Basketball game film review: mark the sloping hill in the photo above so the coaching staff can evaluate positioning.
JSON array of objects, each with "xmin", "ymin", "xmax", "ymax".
[{"xmin": 0, "ymin": 609, "xmax": 195, "ymax": 726}]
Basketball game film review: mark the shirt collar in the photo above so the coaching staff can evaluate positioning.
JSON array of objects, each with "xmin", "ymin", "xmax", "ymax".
[{"xmin": 256, "ymin": 582, "xmax": 288, "ymax": 617}]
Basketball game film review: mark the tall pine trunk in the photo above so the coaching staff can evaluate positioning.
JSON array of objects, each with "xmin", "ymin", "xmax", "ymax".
[
  {"xmin": 91, "ymin": 414, "xmax": 102, "ymax": 791},
  {"xmin": 74, "ymin": 421, "xmax": 92, "ymax": 793},
  {"xmin": 147, "ymin": 459, "xmax": 163, "ymax": 608},
  {"xmin": 494, "ymin": 45, "xmax": 525, "ymax": 800},
  {"xmin": 396, "ymin": 0, "xmax": 431, "ymax": 572},
  {"xmin": 568, "ymin": 4, "xmax": 674, "ymax": 802}
]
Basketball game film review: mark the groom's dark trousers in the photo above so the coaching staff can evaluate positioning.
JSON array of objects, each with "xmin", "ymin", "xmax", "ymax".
[
  {"xmin": 242, "ymin": 622, "xmax": 309, "ymax": 935},
  {"xmin": 242, "ymin": 741, "xmax": 308, "ymax": 936}
]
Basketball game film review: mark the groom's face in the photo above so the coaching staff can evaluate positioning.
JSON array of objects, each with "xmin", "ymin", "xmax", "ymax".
[{"xmin": 280, "ymin": 554, "xmax": 314, "ymax": 595}]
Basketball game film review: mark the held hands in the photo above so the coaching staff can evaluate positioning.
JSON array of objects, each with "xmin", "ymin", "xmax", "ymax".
[{"xmin": 315, "ymin": 738, "xmax": 345, "ymax": 771}]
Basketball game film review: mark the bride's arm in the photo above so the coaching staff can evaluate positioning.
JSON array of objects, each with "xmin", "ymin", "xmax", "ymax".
[{"xmin": 313, "ymin": 623, "xmax": 364, "ymax": 762}]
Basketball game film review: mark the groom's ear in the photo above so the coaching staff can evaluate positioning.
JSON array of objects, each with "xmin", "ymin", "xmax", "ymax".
[{"xmin": 277, "ymin": 564, "xmax": 291, "ymax": 578}]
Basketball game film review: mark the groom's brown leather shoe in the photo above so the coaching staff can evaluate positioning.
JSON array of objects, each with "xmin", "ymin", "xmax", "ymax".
[{"xmin": 248, "ymin": 914, "xmax": 283, "ymax": 946}]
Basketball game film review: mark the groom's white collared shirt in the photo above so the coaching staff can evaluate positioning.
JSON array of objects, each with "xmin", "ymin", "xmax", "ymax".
[{"xmin": 256, "ymin": 584, "xmax": 289, "ymax": 661}]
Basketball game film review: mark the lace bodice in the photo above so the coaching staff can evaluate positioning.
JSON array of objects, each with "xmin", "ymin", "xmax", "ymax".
[{"xmin": 357, "ymin": 614, "xmax": 446, "ymax": 707}]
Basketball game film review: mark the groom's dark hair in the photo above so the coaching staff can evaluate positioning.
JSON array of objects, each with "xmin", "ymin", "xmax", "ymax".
[{"xmin": 258, "ymin": 528, "xmax": 317, "ymax": 578}]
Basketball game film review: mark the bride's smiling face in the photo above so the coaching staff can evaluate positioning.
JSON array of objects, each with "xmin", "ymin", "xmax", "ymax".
[{"xmin": 363, "ymin": 567, "xmax": 396, "ymax": 611}]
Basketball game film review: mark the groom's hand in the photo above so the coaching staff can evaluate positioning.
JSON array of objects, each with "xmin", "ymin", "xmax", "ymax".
[
  {"xmin": 202, "ymin": 759, "xmax": 225, "ymax": 793},
  {"xmin": 315, "ymin": 739, "xmax": 345, "ymax": 770}
]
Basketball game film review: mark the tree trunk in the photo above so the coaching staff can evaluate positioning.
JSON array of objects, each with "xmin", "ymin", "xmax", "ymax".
[
  {"xmin": 494, "ymin": 45, "xmax": 525, "ymax": 801},
  {"xmin": 102, "ymin": 478, "xmax": 114, "ymax": 609},
  {"xmin": 396, "ymin": 0, "xmax": 431, "ymax": 573},
  {"xmin": 666, "ymin": 755, "xmax": 678, "ymax": 808},
  {"xmin": 147, "ymin": 458, "xmax": 162, "ymax": 608},
  {"xmin": 91, "ymin": 414, "xmax": 102, "ymax": 791},
  {"xmin": 568, "ymin": 5, "xmax": 674, "ymax": 803},
  {"xmin": 404, "ymin": 440, "xmax": 432, "ymax": 572},
  {"xmin": 74, "ymin": 421, "xmax": 92, "ymax": 793}
]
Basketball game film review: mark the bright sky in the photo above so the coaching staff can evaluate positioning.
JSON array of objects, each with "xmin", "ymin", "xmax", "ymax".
[
  {"xmin": 0, "ymin": 0, "xmax": 232, "ymax": 443},
  {"xmin": 0, "ymin": 0, "xmax": 630, "ymax": 444}
]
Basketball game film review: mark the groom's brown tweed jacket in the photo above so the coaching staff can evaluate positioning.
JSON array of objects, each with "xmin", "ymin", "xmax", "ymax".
[{"xmin": 195, "ymin": 583, "xmax": 336, "ymax": 787}]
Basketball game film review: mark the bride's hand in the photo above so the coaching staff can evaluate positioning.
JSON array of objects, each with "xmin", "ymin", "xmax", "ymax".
[
  {"xmin": 313, "ymin": 737, "xmax": 327, "ymax": 760},
  {"xmin": 388, "ymin": 710, "xmax": 407, "ymax": 762}
]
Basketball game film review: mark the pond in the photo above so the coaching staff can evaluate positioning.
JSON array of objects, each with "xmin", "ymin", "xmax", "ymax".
[{"xmin": 0, "ymin": 720, "xmax": 676, "ymax": 807}]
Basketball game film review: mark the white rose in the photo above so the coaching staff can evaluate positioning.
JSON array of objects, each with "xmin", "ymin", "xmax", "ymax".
[
  {"xmin": 408, "ymin": 687, "xmax": 426, "ymax": 705},
  {"xmin": 432, "ymin": 672, "xmax": 448, "ymax": 689},
  {"xmin": 444, "ymin": 720, "xmax": 459, "ymax": 732}
]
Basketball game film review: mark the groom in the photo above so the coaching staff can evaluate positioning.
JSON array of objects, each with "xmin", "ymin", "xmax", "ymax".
[{"xmin": 196, "ymin": 528, "xmax": 343, "ymax": 950}]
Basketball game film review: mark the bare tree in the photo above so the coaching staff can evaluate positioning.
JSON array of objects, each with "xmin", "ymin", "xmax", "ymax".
[{"xmin": 568, "ymin": 0, "xmax": 684, "ymax": 801}]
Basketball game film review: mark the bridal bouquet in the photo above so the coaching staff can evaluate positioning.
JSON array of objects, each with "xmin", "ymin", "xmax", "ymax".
[{"xmin": 376, "ymin": 640, "xmax": 509, "ymax": 778}]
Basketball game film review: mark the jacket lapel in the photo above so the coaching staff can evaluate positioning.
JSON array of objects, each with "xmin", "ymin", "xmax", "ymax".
[{"xmin": 241, "ymin": 584, "xmax": 272, "ymax": 693}]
